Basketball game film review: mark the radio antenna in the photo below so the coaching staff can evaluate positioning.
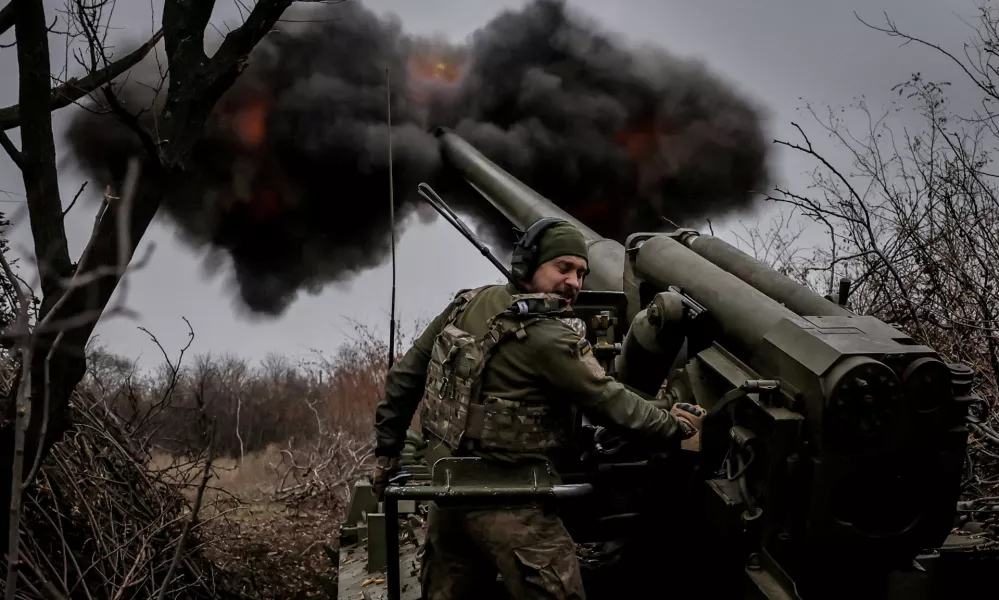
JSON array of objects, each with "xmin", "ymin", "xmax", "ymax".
[
  {"xmin": 416, "ymin": 182, "xmax": 525, "ymax": 292},
  {"xmin": 386, "ymin": 68, "xmax": 398, "ymax": 371}
]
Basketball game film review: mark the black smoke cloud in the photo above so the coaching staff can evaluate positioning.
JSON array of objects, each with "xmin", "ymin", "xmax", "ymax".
[{"xmin": 65, "ymin": 0, "xmax": 771, "ymax": 315}]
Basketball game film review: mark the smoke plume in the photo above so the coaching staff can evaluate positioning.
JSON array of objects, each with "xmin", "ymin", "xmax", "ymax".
[{"xmin": 65, "ymin": 0, "xmax": 771, "ymax": 315}]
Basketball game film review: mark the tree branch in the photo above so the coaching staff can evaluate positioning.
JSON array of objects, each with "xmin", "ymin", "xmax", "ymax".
[
  {"xmin": 0, "ymin": 129, "xmax": 23, "ymax": 169},
  {"xmin": 162, "ymin": 0, "xmax": 217, "ymax": 64},
  {"xmin": 0, "ymin": 29, "xmax": 163, "ymax": 131},
  {"xmin": 102, "ymin": 84, "xmax": 160, "ymax": 162},
  {"xmin": 0, "ymin": 234, "xmax": 29, "ymax": 600},
  {"xmin": 157, "ymin": 0, "xmax": 291, "ymax": 165},
  {"xmin": 0, "ymin": 2, "xmax": 15, "ymax": 37},
  {"xmin": 212, "ymin": 0, "xmax": 293, "ymax": 75}
]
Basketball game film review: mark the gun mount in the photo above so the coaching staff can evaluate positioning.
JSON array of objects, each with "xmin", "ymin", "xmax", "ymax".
[{"xmin": 335, "ymin": 130, "xmax": 996, "ymax": 600}]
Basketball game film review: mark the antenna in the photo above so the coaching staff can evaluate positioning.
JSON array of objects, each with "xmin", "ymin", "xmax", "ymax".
[
  {"xmin": 416, "ymin": 182, "xmax": 525, "ymax": 292},
  {"xmin": 386, "ymin": 68, "xmax": 398, "ymax": 371}
]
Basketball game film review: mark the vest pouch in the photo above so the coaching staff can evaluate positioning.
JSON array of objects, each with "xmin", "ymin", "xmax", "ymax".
[
  {"xmin": 464, "ymin": 396, "xmax": 570, "ymax": 452},
  {"xmin": 420, "ymin": 323, "xmax": 485, "ymax": 449}
]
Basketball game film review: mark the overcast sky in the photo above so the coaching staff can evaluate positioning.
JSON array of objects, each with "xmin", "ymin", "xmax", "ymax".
[{"xmin": 0, "ymin": 0, "xmax": 981, "ymax": 369}]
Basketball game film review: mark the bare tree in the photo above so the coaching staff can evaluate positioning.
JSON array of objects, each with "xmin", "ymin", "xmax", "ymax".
[
  {"xmin": 760, "ymin": 7, "xmax": 999, "ymax": 489},
  {"xmin": 0, "ymin": 0, "xmax": 300, "ymax": 577}
]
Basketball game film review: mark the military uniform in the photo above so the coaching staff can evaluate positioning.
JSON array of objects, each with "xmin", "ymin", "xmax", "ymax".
[{"xmin": 373, "ymin": 282, "xmax": 690, "ymax": 599}]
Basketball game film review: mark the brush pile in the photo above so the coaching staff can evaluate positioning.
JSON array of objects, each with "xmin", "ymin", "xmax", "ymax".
[
  {"xmin": 0, "ymin": 364, "xmax": 239, "ymax": 600},
  {"xmin": 272, "ymin": 430, "xmax": 373, "ymax": 511}
]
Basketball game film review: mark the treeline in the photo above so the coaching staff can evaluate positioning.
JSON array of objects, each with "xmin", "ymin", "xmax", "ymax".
[{"xmin": 80, "ymin": 322, "xmax": 412, "ymax": 458}]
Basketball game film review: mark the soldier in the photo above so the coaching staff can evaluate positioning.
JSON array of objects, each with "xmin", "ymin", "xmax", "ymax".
[{"xmin": 369, "ymin": 217, "xmax": 704, "ymax": 600}]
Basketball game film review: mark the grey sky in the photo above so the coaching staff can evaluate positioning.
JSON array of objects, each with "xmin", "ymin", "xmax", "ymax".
[{"xmin": 0, "ymin": 0, "xmax": 980, "ymax": 369}]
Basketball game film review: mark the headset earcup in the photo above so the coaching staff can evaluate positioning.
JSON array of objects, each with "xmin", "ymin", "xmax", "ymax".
[
  {"xmin": 510, "ymin": 216, "xmax": 567, "ymax": 282},
  {"xmin": 511, "ymin": 248, "xmax": 528, "ymax": 280}
]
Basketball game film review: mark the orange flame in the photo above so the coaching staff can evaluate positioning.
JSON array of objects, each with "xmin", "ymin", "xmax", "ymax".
[
  {"xmin": 235, "ymin": 98, "xmax": 269, "ymax": 148},
  {"xmin": 408, "ymin": 55, "xmax": 462, "ymax": 83}
]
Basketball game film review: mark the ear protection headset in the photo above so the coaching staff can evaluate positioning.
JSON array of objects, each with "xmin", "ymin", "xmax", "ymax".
[{"xmin": 510, "ymin": 217, "xmax": 569, "ymax": 281}]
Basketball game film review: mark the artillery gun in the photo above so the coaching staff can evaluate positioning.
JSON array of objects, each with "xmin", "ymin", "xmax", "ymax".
[{"xmin": 335, "ymin": 129, "xmax": 996, "ymax": 599}]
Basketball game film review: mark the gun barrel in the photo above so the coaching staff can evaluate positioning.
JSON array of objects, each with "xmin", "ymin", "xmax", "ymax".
[
  {"xmin": 436, "ymin": 128, "xmax": 624, "ymax": 290},
  {"xmin": 673, "ymin": 229, "xmax": 851, "ymax": 317},
  {"xmin": 635, "ymin": 235, "xmax": 803, "ymax": 354}
]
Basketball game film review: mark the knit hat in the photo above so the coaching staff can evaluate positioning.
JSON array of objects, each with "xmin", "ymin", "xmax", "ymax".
[{"xmin": 535, "ymin": 221, "xmax": 588, "ymax": 266}]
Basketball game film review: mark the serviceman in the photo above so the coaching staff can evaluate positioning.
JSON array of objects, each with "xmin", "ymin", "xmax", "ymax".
[{"xmin": 369, "ymin": 217, "xmax": 704, "ymax": 599}]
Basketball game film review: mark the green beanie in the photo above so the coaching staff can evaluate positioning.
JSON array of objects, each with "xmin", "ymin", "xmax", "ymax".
[{"xmin": 535, "ymin": 221, "xmax": 588, "ymax": 266}]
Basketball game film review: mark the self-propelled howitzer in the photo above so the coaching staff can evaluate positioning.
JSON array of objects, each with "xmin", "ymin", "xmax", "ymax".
[
  {"xmin": 432, "ymin": 128, "xmax": 984, "ymax": 598},
  {"xmin": 334, "ymin": 131, "xmax": 992, "ymax": 600}
]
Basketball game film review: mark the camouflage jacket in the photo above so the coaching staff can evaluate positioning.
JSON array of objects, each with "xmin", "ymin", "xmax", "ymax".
[{"xmin": 372, "ymin": 283, "xmax": 685, "ymax": 466}]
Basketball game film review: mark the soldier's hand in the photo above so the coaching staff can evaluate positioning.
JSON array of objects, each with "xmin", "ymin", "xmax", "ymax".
[
  {"xmin": 670, "ymin": 402, "xmax": 704, "ymax": 439},
  {"xmin": 369, "ymin": 455, "xmax": 401, "ymax": 499}
]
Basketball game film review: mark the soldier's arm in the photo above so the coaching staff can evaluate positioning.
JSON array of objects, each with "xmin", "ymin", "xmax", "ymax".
[
  {"xmin": 532, "ymin": 321, "xmax": 685, "ymax": 443},
  {"xmin": 372, "ymin": 300, "xmax": 455, "ymax": 458}
]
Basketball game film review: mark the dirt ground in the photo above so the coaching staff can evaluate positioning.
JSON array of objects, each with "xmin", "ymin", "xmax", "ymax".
[
  {"xmin": 153, "ymin": 446, "xmax": 355, "ymax": 599},
  {"xmin": 199, "ymin": 500, "xmax": 343, "ymax": 599}
]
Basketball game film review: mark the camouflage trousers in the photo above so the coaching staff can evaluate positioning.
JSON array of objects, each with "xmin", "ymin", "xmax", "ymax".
[{"xmin": 420, "ymin": 502, "xmax": 585, "ymax": 599}]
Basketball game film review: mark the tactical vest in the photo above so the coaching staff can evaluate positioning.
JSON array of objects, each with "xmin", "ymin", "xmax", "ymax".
[{"xmin": 419, "ymin": 287, "xmax": 579, "ymax": 453}]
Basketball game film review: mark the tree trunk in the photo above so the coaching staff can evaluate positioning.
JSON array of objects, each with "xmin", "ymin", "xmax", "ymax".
[{"xmin": 1, "ymin": 0, "xmax": 74, "ymax": 541}]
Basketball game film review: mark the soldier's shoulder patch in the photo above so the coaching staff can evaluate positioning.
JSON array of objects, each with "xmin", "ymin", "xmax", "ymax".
[
  {"xmin": 578, "ymin": 343, "xmax": 606, "ymax": 378},
  {"xmin": 573, "ymin": 336, "xmax": 592, "ymax": 358}
]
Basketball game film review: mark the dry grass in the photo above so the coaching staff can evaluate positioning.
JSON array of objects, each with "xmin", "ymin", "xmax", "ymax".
[{"xmin": 150, "ymin": 444, "xmax": 288, "ymax": 504}]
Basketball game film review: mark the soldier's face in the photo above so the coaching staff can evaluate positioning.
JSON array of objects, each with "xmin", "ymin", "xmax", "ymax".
[{"xmin": 529, "ymin": 255, "xmax": 588, "ymax": 303}]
